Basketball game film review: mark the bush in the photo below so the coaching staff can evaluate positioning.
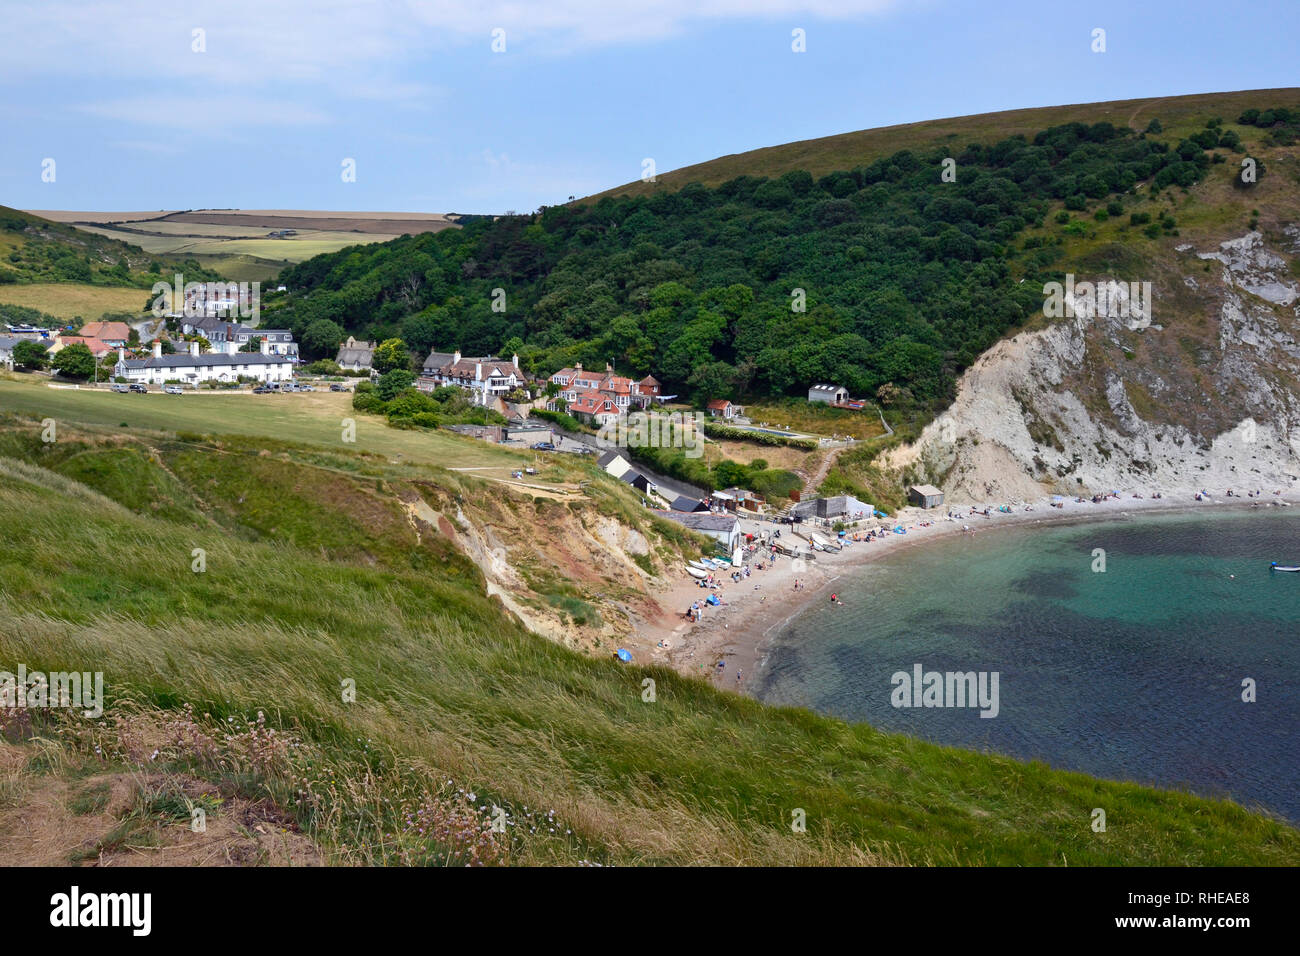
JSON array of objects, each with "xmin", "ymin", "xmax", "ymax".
[
  {"xmin": 1129, "ymin": 212, "xmax": 1151, "ymax": 226},
  {"xmin": 376, "ymin": 369, "xmax": 415, "ymax": 401},
  {"xmin": 352, "ymin": 391, "xmax": 386, "ymax": 413},
  {"xmin": 702, "ymin": 421, "xmax": 818, "ymax": 450},
  {"xmin": 531, "ymin": 407, "xmax": 583, "ymax": 433}
]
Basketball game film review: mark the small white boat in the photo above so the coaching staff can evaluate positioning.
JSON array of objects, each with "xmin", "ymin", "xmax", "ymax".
[
  {"xmin": 687, "ymin": 566, "xmax": 709, "ymax": 579},
  {"xmin": 1270, "ymin": 563, "xmax": 1300, "ymax": 572},
  {"xmin": 810, "ymin": 533, "xmax": 841, "ymax": 552},
  {"xmin": 687, "ymin": 560, "xmax": 710, "ymax": 571}
]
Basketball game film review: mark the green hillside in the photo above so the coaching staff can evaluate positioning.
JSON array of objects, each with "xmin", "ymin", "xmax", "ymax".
[
  {"xmin": 269, "ymin": 90, "xmax": 1300, "ymax": 436},
  {"xmin": 0, "ymin": 205, "xmax": 224, "ymax": 289},
  {"xmin": 582, "ymin": 88, "xmax": 1300, "ymax": 200},
  {"xmin": 1, "ymin": 405, "xmax": 1296, "ymax": 865}
]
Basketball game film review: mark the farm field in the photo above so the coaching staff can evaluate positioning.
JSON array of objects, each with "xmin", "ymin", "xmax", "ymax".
[
  {"xmin": 23, "ymin": 208, "xmax": 462, "ymax": 279},
  {"xmin": 0, "ymin": 283, "xmax": 149, "ymax": 322},
  {"xmin": 71, "ymin": 224, "xmax": 399, "ymax": 262},
  {"xmin": 0, "ymin": 375, "xmax": 525, "ymax": 469}
]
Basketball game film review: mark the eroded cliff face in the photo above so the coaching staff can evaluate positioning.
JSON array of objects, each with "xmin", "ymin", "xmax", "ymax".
[{"xmin": 888, "ymin": 229, "xmax": 1300, "ymax": 503}]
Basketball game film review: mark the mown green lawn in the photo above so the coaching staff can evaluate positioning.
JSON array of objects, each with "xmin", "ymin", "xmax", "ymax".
[{"xmin": 0, "ymin": 375, "xmax": 523, "ymax": 469}]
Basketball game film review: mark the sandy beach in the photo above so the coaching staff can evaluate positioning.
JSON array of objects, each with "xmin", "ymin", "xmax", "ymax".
[{"xmin": 629, "ymin": 490, "xmax": 1297, "ymax": 694}]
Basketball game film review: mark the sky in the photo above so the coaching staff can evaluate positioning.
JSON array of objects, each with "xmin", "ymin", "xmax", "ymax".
[{"xmin": 1, "ymin": 0, "xmax": 1296, "ymax": 214}]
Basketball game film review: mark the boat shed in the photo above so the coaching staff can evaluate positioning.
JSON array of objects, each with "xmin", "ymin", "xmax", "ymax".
[
  {"xmin": 670, "ymin": 495, "xmax": 710, "ymax": 513},
  {"xmin": 656, "ymin": 511, "xmax": 743, "ymax": 551},
  {"xmin": 807, "ymin": 383, "xmax": 848, "ymax": 404},
  {"xmin": 908, "ymin": 484, "xmax": 944, "ymax": 509},
  {"xmin": 620, "ymin": 470, "xmax": 655, "ymax": 494},
  {"xmin": 789, "ymin": 494, "xmax": 873, "ymax": 521}
]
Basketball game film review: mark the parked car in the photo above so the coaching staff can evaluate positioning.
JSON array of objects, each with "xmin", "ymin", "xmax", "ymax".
[
  {"xmin": 252, "ymin": 386, "xmax": 273, "ymax": 394},
  {"xmin": 329, "ymin": 383, "xmax": 349, "ymax": 392},
  {"xmin": 298, "ymin": 384, "xmax": 314, "ymax": 392},
  {"xmin": 531, "ymin": 441, "xmax": 556, "ymax": 451},
  {"xmin": 163, "ymin": 385, "xmax": 184, "ymax": 395},
  {"xmin": 110, "ymin": 383, "xmax": 129, "ymax": 393},
  {"xmin": 128, "ymin": 384, "xmax": 148, "ymax": 393}
]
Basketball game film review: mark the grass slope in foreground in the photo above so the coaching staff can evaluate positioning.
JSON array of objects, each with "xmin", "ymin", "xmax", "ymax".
[
  {"xmin": 0, "ymin": 377, "xmax": 524, "ymax": 470},
  {"xmin": 0, "ymin": 411, "xmax": 1296, "ymax": 866}
]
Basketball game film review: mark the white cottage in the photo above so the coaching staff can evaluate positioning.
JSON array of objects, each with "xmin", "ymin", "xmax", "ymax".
[{"xmin": 115, "ymin": 340, "xmax": 293, "ymax": 386}]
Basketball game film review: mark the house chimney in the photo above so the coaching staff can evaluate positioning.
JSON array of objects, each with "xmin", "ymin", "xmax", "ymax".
[
  {"xmin": 117, "ymin": 346, "xmax": 125, "ymax": 363},
  {"xmin": 153, "ymin": 340, "xmax": 162, "ymax": 359},
  {"xmin": 512, "ymin": 352, "xmax": 519, "ymax": 368},
  {"xmin": 453, "ymin": 349, "xmax": 461, "ymax": 364},
  {"xmin": 575, "ymin": 362, "xmax": 582, "ymax": 372},
  {"xmin": 261, "ymin": 338, "xmax": 270, "ymax": 355},
  {"xmin": 190, "ymin": 341, "xmax": 200, "ymax": 357},
  {"xmin": 606, "ymin": 361, "xmax": 613, "ymax": 373}
]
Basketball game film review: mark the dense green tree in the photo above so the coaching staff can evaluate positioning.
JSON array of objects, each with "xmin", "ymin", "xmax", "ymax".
[
  {"xmin": 11, "ymin": 340, "xmax": 49, "ymax": 369},
  {"xmin": 371, "ymin": 338, "xmax": 410, "ymax": 375},
  {"xmin": 51, "ymin": 343, "xmax": 96, "ymax": 380},
  {"xmin": 301, "ymin": 318, "xmax": 345, "ymax": 359}
]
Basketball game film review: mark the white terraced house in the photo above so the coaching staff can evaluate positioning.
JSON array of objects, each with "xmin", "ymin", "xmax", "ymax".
[{"xmin": 114, "ymin": 340, "xmax": 293, "ymax": 386}]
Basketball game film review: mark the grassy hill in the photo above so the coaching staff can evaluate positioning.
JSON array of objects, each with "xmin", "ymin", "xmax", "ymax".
[
  {"xmin": 0, "ymin": 206, "xmax": 224, "ymax": 289},
  {"xmin": 0, "ymin": 205, "xmax": 232, "ymax": 325},
  {"xmin": 1, "ymin": 400, "xmax": 1296, "ymax": 865},
  {"xmin": 582, "ymin": 88, "xmax": 1300, "ymax": 201}
]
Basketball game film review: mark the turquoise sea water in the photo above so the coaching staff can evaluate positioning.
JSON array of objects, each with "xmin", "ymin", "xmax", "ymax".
[{"xmin": 753, "ymin": 508, "xmax": 1300, "ymax": 822}]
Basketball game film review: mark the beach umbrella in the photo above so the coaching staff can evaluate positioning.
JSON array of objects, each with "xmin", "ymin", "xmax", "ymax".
[{"xmin": 616, "ymin": 649, "xmax": 632, "ymax": 662}]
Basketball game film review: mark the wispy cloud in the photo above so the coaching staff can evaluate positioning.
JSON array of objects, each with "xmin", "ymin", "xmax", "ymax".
[
  {"xmin": 3, "ymin": 0, "xmax": 903, "ymax": 83},
  {"xmin": 79, "ymin": 96, "xmax": 333, "ymax": 131}
]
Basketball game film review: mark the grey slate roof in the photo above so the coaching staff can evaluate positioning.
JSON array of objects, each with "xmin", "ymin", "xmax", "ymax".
[
  {"xmin": 120, "ymin": 353, "xmax": 290, "ymax": 370},
  {"xmin": 657, "ymin": 511, "xmax": 738, "ymax": 533},
  {"xmin": 669, "ymin": 495, "xmax": 708, "ymax": 513}
]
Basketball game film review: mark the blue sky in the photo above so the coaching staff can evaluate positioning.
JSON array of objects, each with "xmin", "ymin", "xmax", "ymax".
[{"xmin": 1, "ymin": 0, "xmax": 1296, "ymax": 214}]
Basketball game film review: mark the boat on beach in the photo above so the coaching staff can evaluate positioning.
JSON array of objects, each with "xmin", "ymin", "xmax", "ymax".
[
  {"xmin": 687, "ymin": 566, "xmax": 709, "ymax": 579},
  {"xmin": 810, "ymin": 532, "xmax": 841, "ymax": 552}
]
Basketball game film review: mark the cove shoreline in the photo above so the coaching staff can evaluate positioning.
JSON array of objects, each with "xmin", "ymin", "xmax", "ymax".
[{"xmin": 628, "ymin": 492, "xmax": 1296, "ymax": 695}]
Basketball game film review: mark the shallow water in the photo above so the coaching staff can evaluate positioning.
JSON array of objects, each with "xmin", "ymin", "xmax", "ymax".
[{"xmin": 753, "ymin": 508, "xmax": 1300, "ymax": 822}]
